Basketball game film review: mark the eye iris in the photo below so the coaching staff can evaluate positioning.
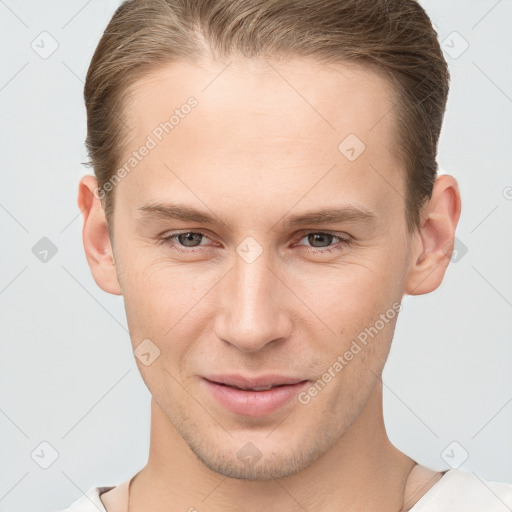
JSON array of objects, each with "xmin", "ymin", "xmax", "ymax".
[
  {"xmin": 177, "ymin": 232, "xmax": 203, "ymax": 247},
  {"xmin": 308, "ymin": 233, "xmax": 333, "ymax": 248}
]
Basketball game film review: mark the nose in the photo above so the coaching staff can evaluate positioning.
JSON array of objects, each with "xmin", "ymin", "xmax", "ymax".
[{"xmin": 213, "ymin": 245, "xmax": 293, "ymax": 353}]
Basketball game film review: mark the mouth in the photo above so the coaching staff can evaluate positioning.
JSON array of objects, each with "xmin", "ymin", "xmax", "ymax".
[
  {"xmin": 203, "ymin": 374, "xmax": 307, "ymax": 389},
  {"xmin": 201, "ymin": 375, "xmax": 309, "ymax": 416}
]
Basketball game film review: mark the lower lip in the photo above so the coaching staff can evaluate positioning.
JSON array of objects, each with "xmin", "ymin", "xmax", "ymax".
[{"xmin": 202, "ymin": 378, "xmax": 309, "ymax": 416}]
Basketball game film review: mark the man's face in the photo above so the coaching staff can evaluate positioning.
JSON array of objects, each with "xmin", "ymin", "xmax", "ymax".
[{"xmin": 110, "ymin": 58, "xmax": 413, "ymax": 479}]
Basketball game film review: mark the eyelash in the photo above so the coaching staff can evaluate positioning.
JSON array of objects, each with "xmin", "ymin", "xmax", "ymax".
[{"xmin": 158, "ymin": 230, "xmax": 352, "ymax": 254}]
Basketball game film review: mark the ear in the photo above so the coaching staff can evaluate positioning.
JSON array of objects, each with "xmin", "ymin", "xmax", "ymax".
[
  {"xmin": 404, "ymin": 174, "xmax": 462, "ymax": 296},
  {"xmin": 77, "ymin": 175, "xmax": 122, "ymax": 295}
]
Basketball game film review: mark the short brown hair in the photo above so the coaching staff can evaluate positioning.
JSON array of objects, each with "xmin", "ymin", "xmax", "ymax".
[{"xmin": 84, "ymin": 0, "xmax": 449, "ymax": 234}]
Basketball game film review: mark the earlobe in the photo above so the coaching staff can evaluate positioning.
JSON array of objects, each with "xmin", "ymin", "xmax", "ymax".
[
  {"xmin": 404, "ymin": 174, "xmax": 462, "ymax": 296},
  {"xmin": 78, "ymin": 175, "xmax": 122, "ymax": 296}
]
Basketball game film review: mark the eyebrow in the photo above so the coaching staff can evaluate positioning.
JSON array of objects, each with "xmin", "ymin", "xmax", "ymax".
[{"xmin": 136, "ymin": 202, "xmax": 376, "ymax": 230}]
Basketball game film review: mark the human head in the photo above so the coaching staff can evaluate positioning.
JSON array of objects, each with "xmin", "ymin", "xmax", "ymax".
[{"xmin": 78, "ymin": 0, "xmax": 460, "ymax": 481}]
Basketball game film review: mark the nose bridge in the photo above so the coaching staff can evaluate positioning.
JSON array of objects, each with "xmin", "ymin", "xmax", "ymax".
[{"xmin": 215, "ymin": 241, "xmax": 290, "ymax": 352}]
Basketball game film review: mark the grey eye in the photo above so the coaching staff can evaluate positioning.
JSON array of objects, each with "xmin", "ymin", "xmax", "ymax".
[
  {"xmin": 176, "ymin": 232, "xmax": 205, "ymax": 247},
  {"xmin": 302, "ymin": 233, "xmax": 336, "ymax": 248}
]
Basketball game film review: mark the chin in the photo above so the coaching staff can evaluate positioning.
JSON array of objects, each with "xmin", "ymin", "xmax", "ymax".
[
  {"xmin": 193, "ymin": 448, "xmax": 311, "ymax": 480},
  {"xmin": 182, "ymin": 425, "xmax": 340, "ymax": 481}
]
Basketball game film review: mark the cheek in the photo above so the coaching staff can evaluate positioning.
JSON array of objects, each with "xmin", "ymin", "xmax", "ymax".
[
  {"xmin": 295, "ymin": 255, "xmax": 401, "ymax": 324},
  {"xmin": 118, "ymin": 251, "xmax": 221, "ymax": 353},
  {"xmin": 287, "ymin": 252, "xmax": 403, "ymax": 379}
]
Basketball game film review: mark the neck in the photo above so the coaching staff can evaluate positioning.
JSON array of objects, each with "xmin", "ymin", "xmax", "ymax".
[{"xmin": 129, "ymin": 383, "xmax": 415, "ymax": 512}]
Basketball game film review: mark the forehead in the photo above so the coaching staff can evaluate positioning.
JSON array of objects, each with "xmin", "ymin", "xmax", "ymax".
[
  {"xmin": 118, "ymin": 58, "xmax": 405, "ymax": 226},
  {"xmin": 124, "ymin": 57, "xmax": 398, "ymax": 144}
]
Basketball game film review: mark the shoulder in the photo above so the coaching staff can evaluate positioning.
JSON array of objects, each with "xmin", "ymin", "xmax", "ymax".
[
  {"xmin": 54, "ymin": 474, "xmax": 132, "ymax": 512},
  {"xmin": 411, "ymin": 469, "xmax": 512, "ymax": 511},
  {"xmin": 52, "ymin": 485, "xmax": 112, "ymax": 512}
]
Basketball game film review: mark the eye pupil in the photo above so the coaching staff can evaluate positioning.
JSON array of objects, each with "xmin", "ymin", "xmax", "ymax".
[
  {"xmin": 308, "ymin": 233, "xmax": 333, "ymax": 247},
  {"xmin": 178, "ymin": 232, "xmax": 203, "ymax": 247}
]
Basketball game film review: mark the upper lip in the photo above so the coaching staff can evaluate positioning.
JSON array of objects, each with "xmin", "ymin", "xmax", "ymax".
[{"xmin": 203, "ymin": 374, "xmax": 308, "ymax": 390}]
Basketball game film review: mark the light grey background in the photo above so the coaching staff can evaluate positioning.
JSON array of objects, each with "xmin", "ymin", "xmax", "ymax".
[{"xmin": 0, "ymin": 1, "xmax": 511, "ymax": 511}]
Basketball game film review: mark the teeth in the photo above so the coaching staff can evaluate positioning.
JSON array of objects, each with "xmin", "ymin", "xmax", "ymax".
[
  {"xmin": 216, "ymin": 381, "xmax": 293, "ymax": 391},
  {"xmin": 229, "ymin": 384, "xmax": 276, "ymax": 391}
]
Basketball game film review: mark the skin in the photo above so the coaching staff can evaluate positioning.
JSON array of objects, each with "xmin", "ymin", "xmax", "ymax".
[{"xmin": 78, "ymin": 57, "xmax": 461, "ymax": 511}]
